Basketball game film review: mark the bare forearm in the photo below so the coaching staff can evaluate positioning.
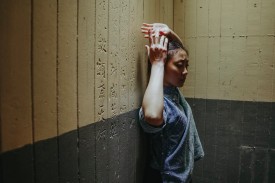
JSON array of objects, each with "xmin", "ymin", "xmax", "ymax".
[{"xmin": 142, "ymin": 62, "xmax": 164, "ymax": 126}]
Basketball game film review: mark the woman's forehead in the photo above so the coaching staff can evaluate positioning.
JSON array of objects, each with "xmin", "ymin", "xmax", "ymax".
[{"xmin": 173, "ymin": 49, "xmax": 189, "ymax": 61}]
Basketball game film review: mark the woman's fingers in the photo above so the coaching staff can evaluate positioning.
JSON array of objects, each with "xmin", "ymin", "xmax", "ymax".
[
  {"xmin": 149, "ymin": 30, "xmax": 153, "ymax": 45},
  {"xmin": 141, "ymin": 29, "xmax": 149, "ymax": 34},
  {"xmin": 159, "ymin": 36, "xmax": 168, "ymax": 52},
  {"xmin": 141, "ymin": 28, "xmax": 154, "ymax": 35},
  {"xmin": 159, "ymin": 35, "xmax": 165, "ymax": 46},
  {"xmin": 141, "ymin": 26, "xmax": 152, "ymax": 30},
  {"xmin": 164, "ymin": 37, "xmax": 168, "ymax": 50},
  {"xmin": 142, "ymin": 23, "xmax": 153, "ymax": 27},
  {"xmin": 155, "ymin": 30, "xmax": 160, "ymax": 44}
]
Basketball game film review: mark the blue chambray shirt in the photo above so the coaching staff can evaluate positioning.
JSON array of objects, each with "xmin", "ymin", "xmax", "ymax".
[{"xmin": 139, "ymin": 87, "xmax": 204, "ymax": 183}]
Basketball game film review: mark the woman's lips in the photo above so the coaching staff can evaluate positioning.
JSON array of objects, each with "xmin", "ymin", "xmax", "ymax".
[{"xmin": 180, "ymin": 77, "xmax": 186, "ymax": 82}]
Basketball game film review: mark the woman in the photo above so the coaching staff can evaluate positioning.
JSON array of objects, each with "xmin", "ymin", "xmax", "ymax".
[{"xmin": 139, "ymin": 23, "xmax": 204, "ymax": 183}]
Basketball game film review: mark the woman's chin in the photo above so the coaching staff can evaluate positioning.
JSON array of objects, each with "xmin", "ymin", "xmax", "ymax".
[{"xmin": 177, "ymin": 80, "xmax": 185, "ymax": 87}]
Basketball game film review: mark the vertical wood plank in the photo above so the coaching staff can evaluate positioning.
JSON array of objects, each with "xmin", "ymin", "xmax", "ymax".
[
  {"xmin": 108, "ymin": 0, "xmax": 119, "ymax": 118},
  {"xmin": 95, "ymin": 0, "xmax": 109, "ymax": 182},
  {"xmin": 0, "ymin": 0, "xmax": 33, "ymax": 153},
  {"xmin": 78, "ymin": 0, "xmax": 95, "ymax": 127},
  {"xmin": 128, "ymin": 0, "xmax": 143, "ymax": 180},
  {"xmin": 273, "ymin": 37, "xmax": 275, "ymax": 102},
  {"xmin": 143, "ymin": 0, "xmax": 157, "ymax": 23},
  {"xmin": 247, "ymin": 0, "xmax": 261, "ymax": 36},
  {"xmin": 220, "ymin": 0, "xmax": 234, "ymax": 36},
  {"xmin": 244, "ymin": 37, "xmax": 260, "ymax": 101},
  {"xmin": 160, "ymin": 0, "xmax": 173, "ymax": 29},
  {"xmin": 33, "ymin": 0, "xmax": 57, "ymax": 145},
  {"xmin": 57, "ymin": 0, "xmax": 78, "ymax": 182},
  {"xmin": 229, "ymin": 37, "xmax": 246, "ymax": 101},
  {"xmin": 207, "ymin": 37, "xmax": 220, "ymax": 99},
  {"xmin": 260, "ymin": 0, "xmax": 275, "ymax": 36},
  {"xmin": 108, "ymin": 0, "xmax": 120, "ymax": 181},
  {"xmin": 95, "ymin": 0, "xmax": 108, "ymax": 121},
  {"xmin": 155, "ymin": 0, "xmax": 160, "ymax": 22},
  {"xmin": 138, "ymin": 0, "xmax": 147, "ymax": 96},
  {"xmin": 119, "ymin": 0, "xmax": 129, "ymax": 114},
  {"xmin": 208, "ymin": 0, "xmax": 221, "ymax": 36},
  {"xmin": 195, "ymin": 37, "xmax": 208, "ymax": 98},
  {"xmin": 183, "ymin": 37, "xmax": 196, "ymax": 98},
  {"xmin": 185, "ymin": 0, "xmax": 197, "ymax": 38},
  {"xmin": 257, "ymin": 37, "xmax": 274, "ymax": 101},
  {"xmin": 32, "ymin": 0, "xmax": 58, "ymax": 182},
  {"xmin": 0, "ymin": 0, "xmax": 34, "ymax": 182},
  {"xmin": 137, "ymin": 0, "xmax": 147, "ymax": 100},
  {"xmin": 95, "ymin": 119, "xmax": 109, "ymax": 183},
  {"xmin": 118, "ymin": 1, "xmax": 130, "ymax": 181},
  {"xmin": 136, "ymin": 1, "xmax": 147, "ymax": 181},
  {"xmin": 58, "ymin": 0, "xmax": 78, "ymax": 134},
  {"xmin": 78, "ymin": 0, "xmax": 96, "ymax": 182},
  {"xmin": 219, "ymin": 37, "xmax": 233, "ymax": 100},
  {"xmin": 197, "ymin": 0, "xmax": 208, "ymax": 37},
  {"xmin": 234, "ymin": 0, "xmax": 247, "ymax": 36},
  {"xmin": 129, "ymin": 0, "xmax": 139, "ymax": 110},
  {"xmin": 174, "ymin": 0, "xmax": 185, "ymax": 40}
]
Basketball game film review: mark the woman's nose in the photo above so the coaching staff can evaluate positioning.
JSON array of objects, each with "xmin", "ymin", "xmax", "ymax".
[{"xmin": 182, "ymin": 67, "xmax": 188, "ymax": 75}]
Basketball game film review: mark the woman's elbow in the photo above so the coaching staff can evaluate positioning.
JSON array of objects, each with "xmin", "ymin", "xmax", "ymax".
[{"xmin": 143, "ymin": 112, "xmax": 163, "ymax": 126}]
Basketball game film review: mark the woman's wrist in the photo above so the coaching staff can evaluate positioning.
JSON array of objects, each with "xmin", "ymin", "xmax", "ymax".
[{"xmin": 151, "ymin": 60, "xmax": 165, "ymax": 66}]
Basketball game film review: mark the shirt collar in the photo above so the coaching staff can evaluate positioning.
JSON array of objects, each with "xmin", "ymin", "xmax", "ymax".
[{"xmin": 164, "ymin": 86, "xmax": 180, "ymax": 105}]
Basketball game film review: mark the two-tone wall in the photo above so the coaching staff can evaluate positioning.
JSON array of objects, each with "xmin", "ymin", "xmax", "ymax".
[
  {"xmin": 0, "ymin": 0, "xmax": 175, "ymax": 182},
  {"xmin": 1, "ymin": 0, "xmax": 275, "ymax": 183},
  {"xmin": 177, "ymin": 0, "xmax": 275, "ymax": 182}
]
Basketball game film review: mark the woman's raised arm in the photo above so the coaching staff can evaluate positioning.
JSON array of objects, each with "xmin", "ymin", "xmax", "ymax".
[{"xmin": 142, "ymin": 31, "xmax": 168, "ymax": 126}]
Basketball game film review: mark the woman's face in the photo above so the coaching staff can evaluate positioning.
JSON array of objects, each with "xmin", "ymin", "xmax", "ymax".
[{"xmin": 164, "ymin": 49, "xmax": 189, "ymax": 87}]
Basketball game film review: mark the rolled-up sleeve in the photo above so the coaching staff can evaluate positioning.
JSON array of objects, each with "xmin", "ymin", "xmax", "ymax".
[{"xmin": 139, "ymin": 107, "xmax": 167, "ymax": 133}]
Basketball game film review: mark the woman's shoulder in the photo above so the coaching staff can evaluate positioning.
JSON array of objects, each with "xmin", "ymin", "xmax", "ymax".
[{"xmin": 163, "ymin": 96, "xmax": 183, "ymax": 121}]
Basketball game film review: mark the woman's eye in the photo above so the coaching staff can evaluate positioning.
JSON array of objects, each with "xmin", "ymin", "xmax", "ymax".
[{"xmin": 176, "ymin": 63, "xmax": 183, "ymax": 67}]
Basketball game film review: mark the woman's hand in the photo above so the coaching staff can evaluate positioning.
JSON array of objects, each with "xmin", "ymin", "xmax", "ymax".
[
  {"xmin": 141, "ymin": 23, "xmax": 171, "ymax": 38},
  {"xmin": 145, "ymin": 30, "xmax": 168, "ymax": 64},
  {"xmin": 141, "ymin": 23, "xmax": 184, "ymax": 49}
]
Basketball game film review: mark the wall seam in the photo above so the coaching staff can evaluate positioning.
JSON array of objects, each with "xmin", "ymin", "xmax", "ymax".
[
  {"xmin": 30, "ymin": 0, "xmax": 36, "ymax": 182},
  {"xmin": 107, "ymin": 0, "xmax": 110, "ymax": 181},
  {"xmin": 0, "ymin": 0, "xmax": 2, "ymax": 155},
  {"xmin": 56, "ymin": 0, "xmax": 61, "ymax": 181},
  {"xmin": 194, "ymin": 0, "xmax": 197, "ymax": 99},
  {"xmin": 118, "ymin": 0, "xmax": 121, "ymax": 179},
  {"xmin": 93, "ymin": 0, "xmax": 97, "ymax": 181},
  {"xmin": 172, "ymin": 0, "xmax": 174, "ymax": 31},
  {"xmin": 76, "ymin": 0, "xmax": 80, "ymax": 182}
]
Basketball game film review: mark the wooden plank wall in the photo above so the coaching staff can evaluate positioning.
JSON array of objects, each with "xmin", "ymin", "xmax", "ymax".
[
  {"xmin": 181, "ymin": 0, "xmax": 275, "ymax": 102},
  {"xmin": 0, "ymin": 0, "xmax": 174, "ymax": 182},
  {"xmin": 0, "ymin": 0, "xmax": 174, "ymax": 154}
]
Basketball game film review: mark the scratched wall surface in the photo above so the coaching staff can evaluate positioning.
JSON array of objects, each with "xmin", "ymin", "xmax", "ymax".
[{"xmin": 0, "ymin": 0, "xmax": 173, "ymax": 182}]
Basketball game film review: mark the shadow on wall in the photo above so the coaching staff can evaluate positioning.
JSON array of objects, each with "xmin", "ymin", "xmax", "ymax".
[{"xmin": 136, "ymin": 52, "xmax": 147, "ymax": 101}]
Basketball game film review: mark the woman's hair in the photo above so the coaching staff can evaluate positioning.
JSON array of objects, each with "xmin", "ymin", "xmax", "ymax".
[
  {"xmin": 166, "ymin": 40, "xmax": 188, "ymax": 61},
  {"xmin": 147, "ymin": 40, "xmax": 189, "ymax": 78}
]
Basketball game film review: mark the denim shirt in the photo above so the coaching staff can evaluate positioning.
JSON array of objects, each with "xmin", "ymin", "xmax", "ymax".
[{"xmin": 139, "ymin": 87, "xmax": 204, "ymax": 183}]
